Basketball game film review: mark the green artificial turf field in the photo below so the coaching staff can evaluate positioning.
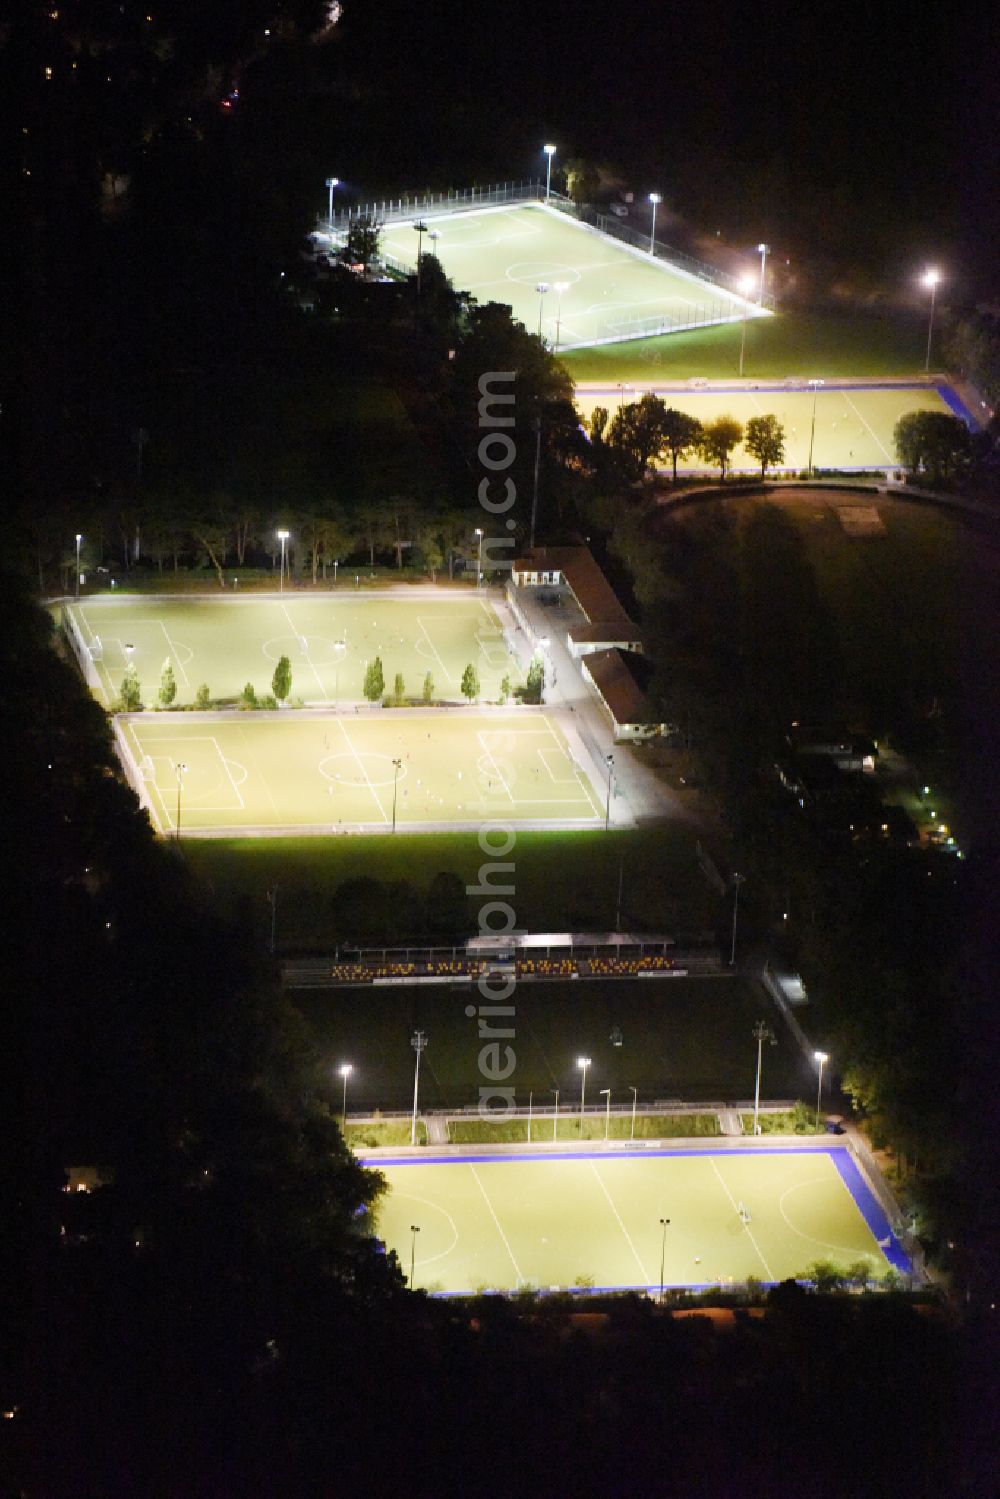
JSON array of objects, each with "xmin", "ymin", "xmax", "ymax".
[
  {"xmin": 380, "ymin": 203, "xmax": 762, "ymax": 349},
  {"xmin": 573, "ymin": 380, "xmax": 965, "ymax": 473},
  {"xmin": 372, "ymin": 1146, "xmax": 905, "ymax": 1294},
  {"xmin": 65, "ymin": 592, "xmax": 521, "ymax": 709},
  {"xmin": 118, "ymin": 708, "xmax": 605, "ymax": 834}
]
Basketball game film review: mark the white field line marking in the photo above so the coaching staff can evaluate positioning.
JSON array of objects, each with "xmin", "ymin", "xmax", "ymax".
[
  {"xmin": 158, "ymin": 620, "xmax": 192, "ymax": 687},
  {"xmin": 842, "ymin": 391, "xmax": 894, "ymax": 463},
  {"xmin": 386, "ymin": 1191, "xmax": 460, "ymax": 1268},
  {"xmin": 127, "ymin": 725, "xmax": 166, "ymax": 832},
  {"xmin": 475, "ymin": 732, "xmax": 515, "ymax": 803},
  {"xmin": 590, "ymin": 1161, "xmax": 651, "ymax": 1284},
  {"xmin": 336, "ymin": 719, "xmax": 390, "ymax": 824},
  {"xmin": 539, "ymin": 714, "xmax": 603, "ymax": 815},
  {"xmin": 416, "ymin": 616, "xmax": 454, "ymax": 683},
  {"xmin": 537, "ymin": 746, "xmax": 575, "ymax": 785},
  {"xmin": 469, "ymin": 1165, "xmax": 523, "ymax": 1286},
  {"xmin": 280, "ymin": 602, "xmax": 328, "ymax": 699},
  {"xmin": 235, "ymin": 724, "xmax": 283, "ymax": 819},
  {"xmin": 709, "ymin": 1158, "xmax": 774, "ymax": 1281},
  {"xmin": 211, "ymin": 736, "xmax": 246, "ymax": 809},
  {"xmin": 778, "ymin": 1179, "xmax": 885, "ymax": 1266}
]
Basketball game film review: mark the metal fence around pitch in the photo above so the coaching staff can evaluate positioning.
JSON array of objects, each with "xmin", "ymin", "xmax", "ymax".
[
  {"xmin": 321, "ymin": 179, "xmax": 546, "ymax": 234},
  {"xmin": 62, "ymin": 604, "xmax": 104, "ymax": 696},
  {"xmin": 543, "ymin": 196, "xmax": 752, "ymax": 300}
]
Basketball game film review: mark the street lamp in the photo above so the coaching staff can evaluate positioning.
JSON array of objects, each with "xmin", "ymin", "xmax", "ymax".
[
  {"xmin": 413, "ymin": 220, "xmax": 428, "ymax": 294},
  {"xmin": 659, "ymin": 1216, "xmax": 671, "ymax": 1301},
  {"xmin": 75, "ymin": 533, "xmax": 82, "ymax": 600},
  {"xmin": 543, "ymin": 143, "xmax": 556, "ymax": 200},
  {"xmin": 409, "ymin": 1224, "xmax": 420, "ymax": 1288},
  {"xmin": 806, "ymin": 379, "xmax": 825, "ymax": 474},
  {"xmin": 551, "ymin": 1088, "xmax": 560, "ymax": 1141},
  {"xmin": 752, "ymin": 1021, "xmax": 776, "ymax": 1136},
  {"xmin": 338, "ymin": 1062, "xmax": 353, "ymax": 1128},
  {"xmin": 729, "ymin": 873, "xmax": 745, "ymax": 966},
  {"xmin": 276, "ymin": 529, "xmax": 289, "ymax": 592},
  {"xmin": 921, "ymin": 268, "xmax": 941, "ymax": 373},
  {"xmin": 600, "ymin": 1088, "xmax": 611, "ymax": 1140},
  {"xmin": 333, "ymin": 638, "xmax": 347, "ymax": 699},
  {"xmin": 604, "ymin": 753, "xmax": 615, "ymax": 831},
  {"xmin": 648, "ymin": 192, "xmax": 661, "ymax": 255},
  {"xmin": 325, "ymin": 176, "xmax": 340, "ymax": 228},
  {"xmin": 757, "ymin": 243, "xmax": 769, "ymax": 305},
  {"xmin": 629, "ymin": 1085, "xmax": 638, "ymax": 1141},
  {"xmin": 814, "ymin": 1050, "xmax": 829, "ymax": 1129},
  {"xmin": 577, "ymin": 1056, "xmax": 591, "ymax": 1134},
  {"xmin": 553, "ymin": 281, "xmax": 570, "ymax": 352},
  {"xmin": 527, "ymin": 1090, "xmax": 533, "ymax": 1143},
  {"xmin": 392, "ymin": 756, "xmax": 403, "ymax": 832},
  {"xmin": 428, "ymin": 229, "xmax": 440, "ymax": 260},
  {"xmin": 474, "ymin": 526, "xmax": 483, "ymax": 587},
  {"xmin": 738, "ymin": 272, "xmax": 756, "ymax": 377},
  {"xmin": 410, "ymin": 1030, "xmax": 427, "ymax": 1145},
  {"xmin": 174, "ymin": 761, "xmax": 188, "ymax": 841},
  {"xmin": 535, "ymin": 281, "xmax": 549, "ymax": 338}
]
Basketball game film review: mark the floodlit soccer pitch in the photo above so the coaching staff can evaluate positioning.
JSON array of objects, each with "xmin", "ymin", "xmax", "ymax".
[
  {"xmin": 379, "ymin": 203, "xmax": 761, "ymax": 349},
  {"xmin": 373, "ymin": 1146, "xmax": 910, "ymax": 1295},
  {"xmin": 575, "ymin": 380, "xmax": 967, "ymax": 473},
  {"xmin": 67, "ymin": 593, "xmax": 521, "ymax": 709},
  {"xmin": 119, "ymin": 709, "xmax": 605, "ymax": 834}
]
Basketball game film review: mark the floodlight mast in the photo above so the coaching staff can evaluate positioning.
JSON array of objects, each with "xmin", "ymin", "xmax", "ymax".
[
  {"xmin": 757, "ymin": 243, "xmax": 769, "ymax": 305},
  {"xmin": 325, "ymin": 176, "xmax": 340, "ymax": 228},
  {"xmin": 807, "ymin": 380, "xmax": 825, "ymax": 473},
  {"xmin": 922, "ymin": 268, "xmax": 941, "ymax": 373},
  {"xmin": 338, "ymin": 1062, "xmax": 353, "ymax": 1127},
  {"xmin": 814, "ymin": 1050, "xmax": 829, "ymax": 1128},
  {"xmin": 577, "ymin": 1056, "xmax": 591, "ymax": 1128},
  {"xmin": 535, "ymin": 282, "xmax": 549, "ymax": 338},
  {"xmin": 738, "ymin": 273, "xmax": 756, "ymax": 377},
  {"xmin": 410, "ymin": 1030, "xmax": 427, "ymax": 1145},
  {"xmin": 277, "ymin": 529, "xmax": 290, "ymax": 591},
  {"xmin": 543, "ymin": 143, "xmax": 556, "ymax": 200},
  {"xmin": 75, "ymin": 533, "xmax": 82, "ymax": 599},
  {"xmin": 648, "ymin": 192, "xmax": 661, "ymax": 255}
]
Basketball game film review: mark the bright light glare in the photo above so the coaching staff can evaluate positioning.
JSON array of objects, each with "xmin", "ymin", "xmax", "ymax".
[
  {"xmin": 739, "ymin": 272, "xmax": 756, "ymax": 295},
  {"xmin": 277, "ymin": 529, "xmax": 289, "ymax": 539},
  {"xmin": 543, "ymin": 144, "xmax": 556, "ymax": 156},
  {"xmin": 577, "ymin": 1056, "xmax": 591, "ymax": 1069},
  {"xmin": 814, "ymin": 1050, "xmax": 829, "ymax": 1064},
  {"xmin": 922, "ymin": 268, "xmax": 941, "ymax": 288},
  {"xmin": 649, "ymin": 191, "xmax": 661, "ymax": 204},
  {"xmin": 339, "ymin": 1063, "xmax": 353, "ymax": 1077}
]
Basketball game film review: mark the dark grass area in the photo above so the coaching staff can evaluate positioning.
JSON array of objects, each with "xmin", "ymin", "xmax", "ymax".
[
  {"xmin": 699, "ymin": 490, "xmax": 1000, "ymax": 836},
  {"xmin": 294, "ymin": 975, "xmax": 814, "ymax": 1112},
  {"xmin": 185, "ymin": 825, "xmax": 719, "ymax": 951},
  {"xmin": 560, "ymin": 309, "xmax": 929, "ymax": 383}
]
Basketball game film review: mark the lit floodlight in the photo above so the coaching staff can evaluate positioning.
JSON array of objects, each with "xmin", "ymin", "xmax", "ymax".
[
  {"xmin": 814, "ymin": 1050, "xmax": 829, "ymax": 1064},
  {"xmin": 739, "ymin": 272, "xmax": 756, "ymax": 296},
  {"xmin": 649, "ymin": 191, "xmax": 661, "ymax": 204},
  {"xmin": 543, "ymin": 144, "xmax": 556, "ymax": 156},
  {"xmin": 921, "ymin": 268, "xmax": 941, "ymax": 288},
  {"xmin": 276, "ymin": 528, "xmax": 289, "ymax": 539},
  {"xmin": 339, "ymin": 1063, "xmax": 353, "ymax": 1078},
  {"xmin": 577, "ymin": 1056, "xmax": 591, "ymax": 1069}
]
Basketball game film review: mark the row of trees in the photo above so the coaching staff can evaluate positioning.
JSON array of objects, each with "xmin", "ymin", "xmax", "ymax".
[{"xmin": 590, "ymin": 394, "xmax": 787, "ymax": 483}]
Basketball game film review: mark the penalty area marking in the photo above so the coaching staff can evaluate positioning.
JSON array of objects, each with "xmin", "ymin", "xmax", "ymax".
[
  {"xmin": 384, "ymin": 1192, "xmax": 460, "ymax": 1269},
  {"xmin": 778, "ymin": 1178, "xmax": 886, "ymax": 1266}
]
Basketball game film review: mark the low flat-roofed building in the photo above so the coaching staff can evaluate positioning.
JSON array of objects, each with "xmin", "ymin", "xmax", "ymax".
[
  {"xmin": 580, "ymin": 648, "xmax": 673, "ymax": 741},
  {"xmin": 512, "ymin": 546, "xmax": 643, "ymax": 657}
]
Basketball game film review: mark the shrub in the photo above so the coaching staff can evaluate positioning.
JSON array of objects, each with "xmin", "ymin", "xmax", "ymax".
[{"xmin": 194, "ymin": 683, "xmax": 211, "ymax": 710}]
